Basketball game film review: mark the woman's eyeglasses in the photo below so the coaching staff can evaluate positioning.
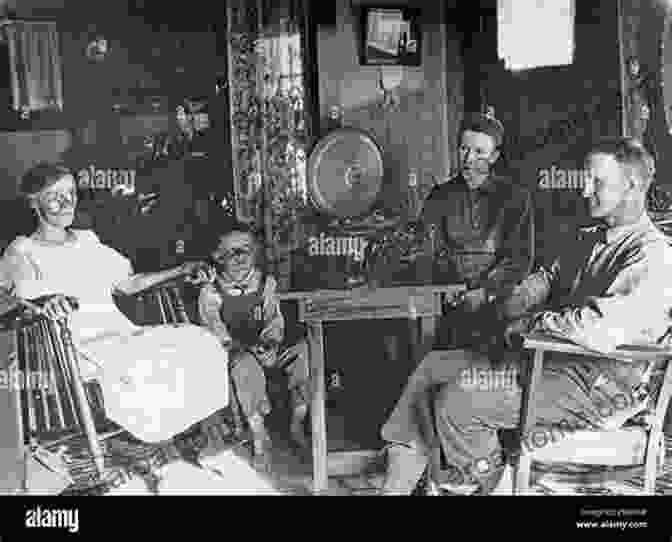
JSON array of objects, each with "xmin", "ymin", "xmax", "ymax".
[
  {"xmin": 222, "ymin": 247, "xmax": 253, "ymax": 260},
  {"xmin": 42, "ymin": 190, "xmax": 77, "ymax": 212}
]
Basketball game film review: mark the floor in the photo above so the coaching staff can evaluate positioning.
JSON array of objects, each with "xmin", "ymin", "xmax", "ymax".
[
  {"xmin": 196, "ymin": 412, "xmax": 385, "ymax": 496},
  {"xmin": 62, "ymin": 415, "xmax": 672, "ymax": 496},
  {"xmin": 198, "ymin": 420, "xmax": 672, "ymax": 497}
]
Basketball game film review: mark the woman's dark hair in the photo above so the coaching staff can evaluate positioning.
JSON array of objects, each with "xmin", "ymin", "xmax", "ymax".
[{"xmin": 20, "ymin": 162, "xmax": 73, "ymax": 198}]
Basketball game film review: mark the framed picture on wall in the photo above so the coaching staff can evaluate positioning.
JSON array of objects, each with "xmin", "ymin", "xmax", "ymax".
[{"xmin": 359, "ymin": 6, "xmax": 422, "ymax": 66}]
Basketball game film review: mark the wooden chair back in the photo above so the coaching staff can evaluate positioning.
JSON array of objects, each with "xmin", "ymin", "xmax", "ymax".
[{"xmin": 0, "ymin": 310, "xmax": 109, "ymax": 493}]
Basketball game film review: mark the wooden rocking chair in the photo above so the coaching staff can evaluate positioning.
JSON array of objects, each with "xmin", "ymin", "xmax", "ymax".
[
  {"xmin": 0, "ymin": 298, "xmax": 130, "ymax": 495},
  {"xmin": 0, "ymin": 277, "xmax": 233, "ymax": 495}
]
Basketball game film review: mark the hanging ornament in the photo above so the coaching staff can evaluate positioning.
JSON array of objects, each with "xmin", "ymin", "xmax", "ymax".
[
  {"xmin": 378, "ymin": 66, "xmax": 403, "ymax": 111},
  {"xmin": 86, "ymin": 35, "xmax": 108, "ymax": 62}
]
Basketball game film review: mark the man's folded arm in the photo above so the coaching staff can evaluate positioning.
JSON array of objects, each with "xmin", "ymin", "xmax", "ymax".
[
  {"xmin": 532, "ymin": 253, "xmax": 672, "ymax": 353},
  {"xmin": 497, "ymin": 259, "xmax": 559, "ymax": 321}
]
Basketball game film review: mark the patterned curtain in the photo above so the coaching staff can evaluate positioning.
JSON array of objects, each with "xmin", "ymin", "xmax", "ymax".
[
  {"xmin": 227, "ymin": 0, "xmax": 314, "ymax": 288},
  {"xmin": 2, "ymin": 21, "xmax": 64, "ymax": 113}
]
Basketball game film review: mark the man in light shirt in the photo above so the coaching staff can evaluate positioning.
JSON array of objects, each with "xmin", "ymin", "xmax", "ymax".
[{"xmin": 381, "ymin": 137, "xmax": 672, "ymax": 495}]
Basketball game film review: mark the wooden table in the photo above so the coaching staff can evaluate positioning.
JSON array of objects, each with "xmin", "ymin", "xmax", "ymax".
[{"xmin": 279, "ymin": 285, "xmax": 465, "ymax": 494}]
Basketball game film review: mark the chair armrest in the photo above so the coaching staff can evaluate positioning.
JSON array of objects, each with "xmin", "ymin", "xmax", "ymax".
[
  {"xmin": 520, "ymin": 333, "xmax": 672, "ymax": 363},
  {"xmin": 516, "ymin": 339, "xmax": 545, "ymax": 442},
  {"xmin": 131, "ymin": 276, "xmax": 186, "ymax": 297},
  {"xmin": 653, "ymin": 358, "xmax": 672, "ymax": 429},
  {"xmin": 0, "ymin": 295, "xmax": 80, "ymax": 330},
  {"xmin": 517, "ymin": 333, "xmax": 672, "ymax": 437}
]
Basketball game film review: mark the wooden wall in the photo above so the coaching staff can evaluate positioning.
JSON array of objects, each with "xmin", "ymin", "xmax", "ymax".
[
  {"xmin": 313, "ymin": 0, "xmax": 462, "ymax": 448},
  {"xmin": 0, "ymin": 130, "xmax": 71, "ymax": 200},
  {"xmin": 0, "ymin": 1, "xmax": 226, "ymax": 260},
  {"xmin": 316, "ymin": 0, "xmax": 461, "ymax": 213},
  {"xmin": 475, "ymin": 0, "xmax": 622, "ymax": 264},
  {"xmin": 315, "ymin": 0, "xmax": 624, "ymax": 265},
  {"xmin": 619, "ymin": 0, "xmax": 672, "ymax": 435},
  {"xmin": 620, "ymin": 0, "xmax": 672, "ymax": 188},
  {"xmin": 0, "ymin": 1, "xmax": 222, "ymax": 186}
]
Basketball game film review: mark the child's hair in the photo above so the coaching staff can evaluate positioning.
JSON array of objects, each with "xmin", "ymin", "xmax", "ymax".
[
  {"xmin": 207, "ymin": 220, "xmax": 261, "ymax": 255},
  {"xmin": 222, "ymin": 221, "xmax": 257, "ymax": 238}
]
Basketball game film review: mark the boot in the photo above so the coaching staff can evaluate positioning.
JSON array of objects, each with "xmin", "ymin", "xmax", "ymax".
[
  {"xmin": 289, "ymin": 403, "xmax": 310, "ymax": 458},
  {"xmin": 173, "ymin": 423, "xmax": 208, "ymax": 465},
  {"xmin": 380, "ymin": 443, "xmax": 428, "ymax": 495},
  {"xmin": 248, "ymin": 414, "xmax": 272, "ymax": 473}
]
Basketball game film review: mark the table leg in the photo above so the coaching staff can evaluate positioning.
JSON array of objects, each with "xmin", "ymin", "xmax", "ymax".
[
  {"xmin": 308, "ymin": 321, "xmax": 328, "ymax": 494},
  {"xmin": 420, "ymin": 316, "xmax": 436, "ymax": 360},
  {"xmin": 407, "ymin": 319, "xmax": 419, "ymax": 363},
  {"xmin": 408, "ymin": 316, "xmax": 437, "ymax": 365}
]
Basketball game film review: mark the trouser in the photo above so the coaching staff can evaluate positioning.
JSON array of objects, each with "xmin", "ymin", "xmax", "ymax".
[
  {"xmin": 381, "ymin": 348, "xmax": 634, "ymax": 494},
  {"xmin": 229, "ymin": 340, "xmax": 310, "ymax": 422},
  {"xmin": 380, "ymin": 348, "xmax": 496, "ymax": 494},
  {"xmin": 381, "ymin": 348, "xmax": 510, "ymax": 448}
]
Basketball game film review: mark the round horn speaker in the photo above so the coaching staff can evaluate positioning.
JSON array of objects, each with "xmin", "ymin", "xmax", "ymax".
[{"xmin": 307, "ymin": 128, "xmax": 384, "ymax": 218}]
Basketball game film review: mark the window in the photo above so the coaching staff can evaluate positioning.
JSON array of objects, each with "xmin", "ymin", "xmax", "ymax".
[{"xmin": 497, "ymin": 0, "xmax": 575, "ymax": 71}]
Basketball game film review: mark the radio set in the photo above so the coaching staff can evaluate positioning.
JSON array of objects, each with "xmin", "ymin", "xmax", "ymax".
[{"xmin": 287, "ymin": 126, "xmax": 434, "ymax": 291}]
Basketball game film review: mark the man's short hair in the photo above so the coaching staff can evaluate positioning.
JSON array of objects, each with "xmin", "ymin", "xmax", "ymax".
[
  {"xmin": 586, "ymin": 137, "xmax": 655, "ymax": 192},
  {"xmin": 460, "ymin": 111, "xmax": 505, "ymax": 148}
]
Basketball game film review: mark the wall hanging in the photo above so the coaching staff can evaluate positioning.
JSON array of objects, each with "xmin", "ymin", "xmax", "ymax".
[
  {"xmin": 0, "ymin": 19, "xmax": 63, "ymax": 116},
  {"xmin": 226, "ymin": 0, "xmax": 315, "ymax": 289}
]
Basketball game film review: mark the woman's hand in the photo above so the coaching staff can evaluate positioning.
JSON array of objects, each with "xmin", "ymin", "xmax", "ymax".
[{"xmin": 31, "ymin": 294, "xmax": 77, "ymax": 321}]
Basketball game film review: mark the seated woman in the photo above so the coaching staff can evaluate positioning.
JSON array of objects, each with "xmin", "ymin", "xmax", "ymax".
[
  {"xmin": 0, "ymin": 163, "xmax": 229, "ymax": 445},
  {"xmin": 196, "ymin": 222, "xmax": 310, "ymax": 470}
]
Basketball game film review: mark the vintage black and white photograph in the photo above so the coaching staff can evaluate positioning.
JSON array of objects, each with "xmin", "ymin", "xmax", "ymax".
[
  {"xmin": 0, "ymin": 2, "xmax": 670, "ymax": 528},
  {"xmin": 362, "ymin": 7, "xmax": 421, "ymax": 65}
]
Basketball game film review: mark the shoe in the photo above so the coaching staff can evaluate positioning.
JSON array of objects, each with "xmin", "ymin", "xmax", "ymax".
[
  {"xmin": 435, "ymin": 482, "xmax": 480, "ymax": 496},
  {"xmin": 432, "ymin": 465, "xmax": 480, "ymax": 496},
  {"xmin": 289, "ymin": 417, "xmax": 311, "ymax": 463},
  {"xmin": 174, "ymin": 426, "xmax": 208, "ymax": 465},
  {"xmin": 251, "ymin": 435, "xmax": 273, "ymax": 473}
]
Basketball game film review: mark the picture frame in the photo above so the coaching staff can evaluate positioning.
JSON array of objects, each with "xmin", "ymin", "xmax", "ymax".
[{"xmin": 358, "ymin": 6, "xmax": 422, "ymax": 67}]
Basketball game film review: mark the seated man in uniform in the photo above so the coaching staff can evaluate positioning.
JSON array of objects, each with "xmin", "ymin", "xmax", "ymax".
[
  {"xmin": 421, "ymin": 108, "xmax": 534, "ymax": 347},
  {"xmin": 374, "ymin": 110, "xmax": 533, "ymax": 489},
  {"xmin": 196, "ymin": 223, "xmax": 310, "ymax": 470},
  {"xmin": 381, "ymin": 137, "xmax": 672, "ymax": 494}
]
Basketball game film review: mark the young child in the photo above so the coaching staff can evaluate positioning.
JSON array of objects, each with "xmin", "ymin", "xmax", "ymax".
[{"xmin": 196, "ymin": 223, "xmax": 310, "ymax": 471}]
